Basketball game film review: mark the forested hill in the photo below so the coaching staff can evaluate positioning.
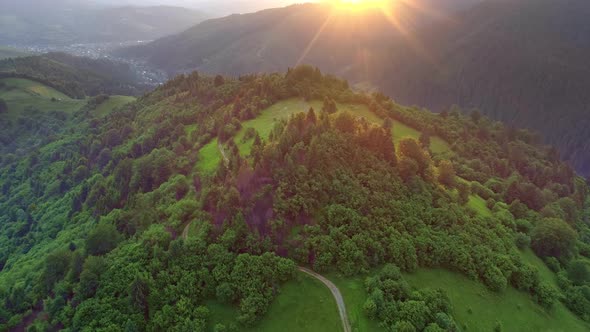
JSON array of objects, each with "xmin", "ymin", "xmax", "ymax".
[
  {"xmin": 1, "ymin": 67, "xmax": 590, "ymax": 331},
  {"xmin": 0, "ymin": 53, "xmax": 146, "ymax": 98},
  {"xmin": 118, "ymin": 0, "xmax": 590, "ymax": 178}
]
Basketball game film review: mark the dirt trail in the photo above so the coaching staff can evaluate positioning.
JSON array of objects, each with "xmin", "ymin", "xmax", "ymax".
[
  {"xmin": 298, "ymin": 267, "xmax": 352, "ymax": 332},
  {"xmin": 218, "ymin": 141, "xmax": 229, "ymax": 165},
  {"xmin": 181, "ymin": 223, "xmax": 190, "ymax": 240}
]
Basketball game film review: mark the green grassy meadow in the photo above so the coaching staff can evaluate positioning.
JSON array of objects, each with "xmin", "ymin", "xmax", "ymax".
[
  {"xmin": 196, "ymin": 138, "xmax": 222, "ymax": 175},
  {"xmin": 404, "ymin": 268, "xmax": 588, "ymax": 332},
  {"xmin": 328, "ymin": 273, "xmax": 387, "ymax": 332},
  {"xmin": 234, "ymin": 98, "xmax": 314, "ymax": 155},
  {"xmin": 520, "ymin": 248, "xmax": 560, "ymax": 289},
  {"xmin": 328, "ymin": 266, "xmax": 588, "ymax": 332},
  {"xmin": 94, "ymin": 95, "xmax": 136, "ymax": 116},
  {"xmin": 0, "ymin": 78, "xmax": 85, "ymax": 118},
  {"xmin": 467, "ymin": 194, "xmax": 493, "ymax": 217},
  {"xmin": 208, "ymin": 272, "xmax": 342, "ymax": 332}
]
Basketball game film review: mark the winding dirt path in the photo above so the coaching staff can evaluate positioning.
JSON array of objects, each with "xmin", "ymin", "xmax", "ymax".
[
  {"xmin": 298, "ymin": 267, "xmax": 352, "ymax": 332},
  {"xmin": 218, "ymin": 141, "xmax": 229, "ymax": 165},
  {"xmin": 181, "ymin": 222, "xmax": 190, "ymax": 240}
]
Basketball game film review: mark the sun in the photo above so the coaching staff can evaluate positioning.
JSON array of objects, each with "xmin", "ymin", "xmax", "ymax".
[{"xmin": 329, "ymin": 0, "xmax": 391, "ymax": 11}]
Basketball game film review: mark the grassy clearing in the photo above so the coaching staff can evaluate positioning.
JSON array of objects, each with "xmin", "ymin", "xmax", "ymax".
[
  {"xmin": 467, "ymin": 194, "xmax": 492, "ymax": 217},
  {"xmin": 208, "ymin": 272, "xmax": 341, "ymax": 332},
  {"xmin": 328, "ymin": 265, "xmax": 587, "ymax": 332},
  {"xmin": 404, "ymin": 268, "xmax": 588, "ymax": 332},
  {"xmin": 0, "ymin": 78, "xmax": 85, "ymax": 118},
  {"xmin": 233, "ymin": 98, "xmax": 451, "ymax": 157},
  {"xmin": 94, "ymin": 95, "xmax": 136, "ymax": 116},
  {"xmin": 185, "ymin": 124, "xmax": 198, "ymax": 135},
  {"xmin": 196, "ymin": 138, "xmax": 221, "ymax": 175},
  {"xmin": 387, "ymin": 118, "xmax": 450, "ymax": 154},
  {"xmin": 234, "ymin": 98, "xmax": 312, "ymax": 155},
  {"xmin": 328, "ymin": 273, "xmax": 387, "ymax": 332}
]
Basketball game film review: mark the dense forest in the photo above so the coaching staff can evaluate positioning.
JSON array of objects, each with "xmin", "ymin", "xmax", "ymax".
[
  {"xmin": 0, "ymin": 53, "xmax": 146, "ymax": 98},
  {"xmin": 0, "ymin": 66, "xmax": 589, "ymax": 331}
]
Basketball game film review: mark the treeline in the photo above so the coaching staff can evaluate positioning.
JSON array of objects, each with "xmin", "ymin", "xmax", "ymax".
[
  {"xmin": 0, "ymin": 66, "xmax": 589, "ymax": 330},
  {"xmin": 0, "ymin": 53, "xmax": 145, "ymax": 98}
]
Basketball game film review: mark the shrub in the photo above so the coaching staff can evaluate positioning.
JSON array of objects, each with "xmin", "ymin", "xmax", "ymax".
[
  {"xmin": 567, "ymin": 260, "xmax": 590, "ymax": 286},
  {"xmin": 515, "ymin": 233, "xmax": 531, "ymax": 250},
  {"xmin": 534, "ymin": 282, "xmax": 559, "ymax": 309},
  {"xmin": 85, "ymin": 221, "xmax": 122, "ymax": 256},
  {"xmin": 531, "ymin": 218, "xmax": 577, "ymax": 258},
  {"xmin": 545, "ymin": 257, "xmax": 561, "ymax": 273}
]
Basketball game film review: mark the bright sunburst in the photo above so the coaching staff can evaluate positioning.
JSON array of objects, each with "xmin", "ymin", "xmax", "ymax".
[{"xmin": 329, "ymin": 0, "xmax": 390, "ymax": 11}]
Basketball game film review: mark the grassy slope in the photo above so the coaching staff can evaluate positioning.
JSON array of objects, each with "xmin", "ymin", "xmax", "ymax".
[
  {"xmin": 328, "ymin": 273, "xmax": 387, "ymax": 332},
  {"xmin": 393, "ymin": 119, "xmax": 450, "ymax": 154},
  {"xmin": 405, "ymin": 268, "xmax": 588, "ymax": 332},
  {"xmin": 467, "ymin": 194, "xmax": 492, "ymax": 217},
  {"xmin": 94, "ymin": 95, "xmax": 136, "ymax": 117},
  {"xmin": 0, "ymin": 78, "xmax": 85, "ymax": 119},
  {"xmin": 234, "ymin": 98, "xmax": 315, "ymax": 156},
  {"xmin": 329, "ymin": 267, "xmax": 587, "ymax": 332},
  {"xmin": 196, "ymin": 138, "xmax": 221, "ymax": 175},
  {"xmin": 208, "ymin": 272, "xmax": 342, "ymax": 332},
  {"xmin": 520, "ymin": 248, "xmax": 560, "ymax": 289}
]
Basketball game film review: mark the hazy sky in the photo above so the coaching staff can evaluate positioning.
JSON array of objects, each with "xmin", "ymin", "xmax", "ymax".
[{"xmin": 96, "ymin": 0, "xmax": 319, "ymax": 15}]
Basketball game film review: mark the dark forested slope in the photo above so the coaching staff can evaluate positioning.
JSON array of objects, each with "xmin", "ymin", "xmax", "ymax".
[
  {"xmin": 374, "ymin": 0, "xmax": 590, "ymax": 177},
  {"xmin": 0, "ymin": 67, "xmax": 589, "ymax": 331},
  {"xmin": 117, "ymin": 2, "xmax": 438, "ymax": 76},
  {"xmin": 0, "ymin": 53, "xmax": 146, "ymax": 98}
]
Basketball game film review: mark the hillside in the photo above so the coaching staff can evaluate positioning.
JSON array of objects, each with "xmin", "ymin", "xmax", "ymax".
[
  {"xmin": 118, "ymin": 0, "xmax": 590, "ymax": 178},
  {"xmin": 0, "ymin": 53, "xmax": 147, "ymax": 98},
  {"xmin": 117, "ymin": 2, "xmax": 451, "ymax": 76},
  {"xmin": 0, "ymin": 66, "xmax": 589, "ymax": 331},
  {"xmin": 0, "ymin": 0, "xmax": 206, "ymax": 46},
  {"xmin": 374, "ymin": 0, "xmax": 590, "ymax": 177}
]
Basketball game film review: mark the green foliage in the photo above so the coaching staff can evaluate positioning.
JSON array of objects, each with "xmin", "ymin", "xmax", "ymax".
[
  {"xmin": 0, "ymin": 67, "xmax": 588, "ymax": 330},
  {"xmin": 85, "ymin": 221, "xmax": 122, "ymax": 256},
  {"xmin": 437, "ymin": 160, "xmax": 456, "ymax": 187},
  {"xmin": 0, "ymin": 53, "xmax": 144, "ymax": 98},
  {"xmin": 531, "ymin": 218, "xmax": 577, "ymax": 258},
  {"xmin": 568, "ymin": 260, "xmax": 590, "ymax": 286},
  {"xmin": 515, "ymin": 233, "xmax": 531, "ymax": 250},
  {"xmin": 364, "ymin": 265, "xmax": 455, "ymax": 331},
  {"xmin": 77, "ymin": 256, "xmax": 106, "ymax": 300},
  {"xmin": 41, "ymin": 249, "xmax": 72, "ymax": 293}
]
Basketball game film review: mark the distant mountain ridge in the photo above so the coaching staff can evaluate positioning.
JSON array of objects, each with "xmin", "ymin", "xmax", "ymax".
[
  {"xmin": 118, "ymin": 0, "xmax": 590, "ymax": 177},
  {"xmin": 0, "ymin": 0, "xmax": 207, "ymax": 46}
]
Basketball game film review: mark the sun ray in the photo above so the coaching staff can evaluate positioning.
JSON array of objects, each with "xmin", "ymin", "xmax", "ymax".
[
  {"xmin": 296, "ymin": 10, "xmax": 335, "ymax": 67},
  {"xmin": 297, "ymin": 0, "xmax": 446, "ymax": 70}
]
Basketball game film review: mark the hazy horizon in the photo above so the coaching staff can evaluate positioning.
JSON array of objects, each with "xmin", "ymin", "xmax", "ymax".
[{"xmin": 94, "ymin": 0, "xmax": 319, "ymax": 15}]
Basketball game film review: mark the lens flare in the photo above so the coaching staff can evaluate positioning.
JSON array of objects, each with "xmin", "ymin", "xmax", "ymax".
[{"xmin": 330, "ymin": 0, "xmax": 390, "ymax": 11}]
